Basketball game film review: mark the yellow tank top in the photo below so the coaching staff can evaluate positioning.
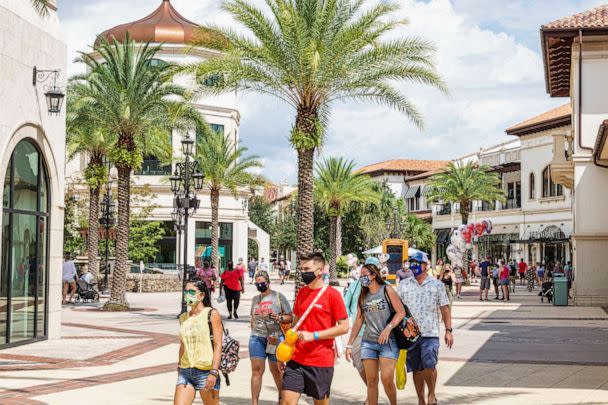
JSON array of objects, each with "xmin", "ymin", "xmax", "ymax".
[{"xmin": 179, "ymin": 307, "xmax": 214, "ymax": 370}]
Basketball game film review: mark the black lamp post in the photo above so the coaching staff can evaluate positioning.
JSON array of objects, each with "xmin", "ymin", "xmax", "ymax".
[
  {"xmin": 170, "ymin": 134, "xmax": 204, "ymax": 315},
  {"xmin": 386, "ymin": 206, "xmax": 406, "ymax": 239},
  {"xmin": 33, "ymin": 67, "xmax": 65, "ymax": 115},
  {"xmin": 99, "ymin": 159, "xmax": 116, "ymax": 294}
]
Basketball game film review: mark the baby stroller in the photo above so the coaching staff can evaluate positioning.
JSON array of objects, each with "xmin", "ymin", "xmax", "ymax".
[
  {"xmin": 75, "ymin": 279, "xmax": 100, "ymax": 303},
  {"xmin": 539, "ymin": 281, "xmax": 553, "ymax": 303}
]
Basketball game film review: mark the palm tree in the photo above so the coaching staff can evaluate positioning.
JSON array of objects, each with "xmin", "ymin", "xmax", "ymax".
[
  {"xmin": 184, "ymin": 0, "xmax": 446, "ymax": 285},
  {"xmin": 427, "ymin": 162, "xmax": 505, "ymax": 225},
  {"xmin": 314, "ymin": 157, "xmax": 379, "ymax": 285},
  {"xmin": 403, "ymin": 213, "xmax": 436, "ymax": 253},
  {"xmin": 30, "ymin": 0, "xmax": 53, "ymax": 17},
  {"xmin": 195, "ymin": 129, "xmax": 262, "ymax": 271},
  {"xmin": 66, "ymin": 84, "xmax": 116, "ymax": 281},
  {"xmin": 72, "ymin": 36, "xmax": 203, "ymax": 310}
]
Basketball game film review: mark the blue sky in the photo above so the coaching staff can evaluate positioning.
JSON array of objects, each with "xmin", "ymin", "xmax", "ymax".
[{"xmin": 58, "ymin": 0, "xmax": 603, "ymax": 183}]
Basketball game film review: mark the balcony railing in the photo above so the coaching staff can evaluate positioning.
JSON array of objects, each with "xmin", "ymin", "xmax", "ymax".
[
  {"xmin": 135, "ymin": 159, "xmax": 172, "ymax": 176},
  {"xmin": 436, "ymin": 204, "xmax": 451, "ymax": 215},
  {"xmin": 499, "ymin": 199, "xmax": 521, "ymax": 210}
]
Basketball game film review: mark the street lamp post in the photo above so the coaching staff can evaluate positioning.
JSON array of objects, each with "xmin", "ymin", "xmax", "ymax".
[
  {"xmin": 170, "ymin": 135, "xmax": 204, "ymax": 315},
  {"xmin": 99, "ymin": 159, "xmax": 116, "ymax": 294},
  {"xmin": 386, "ymin": 206, "xmax": 405, "ymax": 239}
]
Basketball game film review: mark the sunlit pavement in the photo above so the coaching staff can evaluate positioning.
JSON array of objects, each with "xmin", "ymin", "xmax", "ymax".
[{"xmin": 0, "ymin": 279, "xmax": 607, "ymax": 404}]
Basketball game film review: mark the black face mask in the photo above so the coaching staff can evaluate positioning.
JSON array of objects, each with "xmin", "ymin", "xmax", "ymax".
[
  {"xmin": 255, "ymin": 282, "xmax": 268, "ymax": 293},
  {"xmin": 301, "ymin": 271, "xmax": 317, "ymax": 285}
]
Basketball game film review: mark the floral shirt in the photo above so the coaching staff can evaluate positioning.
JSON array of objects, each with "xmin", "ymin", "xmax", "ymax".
[{"xmin": 397, "ymin": 275, "xmax": 449, "ymax": 337}]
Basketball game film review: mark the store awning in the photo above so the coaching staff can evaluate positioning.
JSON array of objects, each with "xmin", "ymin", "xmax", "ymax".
[
  {"xmin": 404, "ymin": 185, "xmax": 421, "ymax": 199},
  {"xmin": 422, "ymin": 185, "xmax": 435, "ymax": 196}
]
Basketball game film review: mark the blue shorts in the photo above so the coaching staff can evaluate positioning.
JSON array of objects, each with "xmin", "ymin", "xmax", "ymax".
[
  {"xmin": 249, "ymin": 335, "xmax": 282, "ymax": 362},
  {"xmin": 361, "ymin": 338, "xmax": 400, "ymax": 360},
  {"xmin": 499, "ymin": 279, "xmax": 510, "ymax": 286},
  {"xmin": 406, "ymin": 337, "xmax": 439, "ymax": 372},
  {"xmin": 177, "ymin": 367, "xmax": 220, "ymax": 391}
]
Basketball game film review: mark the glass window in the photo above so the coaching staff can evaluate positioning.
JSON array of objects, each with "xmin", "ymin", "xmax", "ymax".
[
  {"xmin": 529, "ymin": 173, "xmax": 535, "ymax": 200},
  {"xmin": 3, "ymin": 161, "xmax": 10, "ymax": 208},
  {"xmin": 13, "ymin": 141, "xmax": 39, "ymax": 212},
  {"xmin": 0, "ymin": 212, "xmax": 8, "ymax": 345},
  {"xmin": 542, "ymin": 166, "xmax": 563, "ymax": 198},
  {"xmin": 37, "ymin": 217, "xmax": 47, "ymax": 335}
]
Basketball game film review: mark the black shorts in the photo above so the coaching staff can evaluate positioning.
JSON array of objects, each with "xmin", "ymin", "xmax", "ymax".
[{"xmin": 282, "ymin": 361, "xmax": 334, "ymax": 400}]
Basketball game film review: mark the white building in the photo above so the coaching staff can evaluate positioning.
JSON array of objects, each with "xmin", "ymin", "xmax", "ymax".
[
  {"xmin": 65, "ymin": 0, "xmax": 269, "ymax": 273},
  {"xmin": 0, "ymin": 0, "xmax": 67, "ymax": 347},
  {"xmin": 541, "ymin": 5, "xmax": 608, "ymax": 305}
]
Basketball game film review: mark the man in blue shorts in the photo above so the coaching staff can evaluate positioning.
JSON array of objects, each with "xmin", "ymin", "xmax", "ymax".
[
  {"xmin": 478, "ymin": 257, "xmax": 491, "ymax": 301},
  {"xmin": 397, "ymin": 251, "xmax": 453, "ymax": 405}
]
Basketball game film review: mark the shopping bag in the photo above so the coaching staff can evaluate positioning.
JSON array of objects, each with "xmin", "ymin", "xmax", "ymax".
[
  {"xmin": 396, "ymin": 349, "xmax": 407, "ymax": 390},
  {"xmin": 217, "ymin": 289, "xmax": 226, "ymax": 304}
]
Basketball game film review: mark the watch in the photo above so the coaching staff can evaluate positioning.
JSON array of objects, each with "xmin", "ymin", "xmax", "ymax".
[{"xmin": 446, "ymin": 328, "xmax": 453, "ymax": 333}]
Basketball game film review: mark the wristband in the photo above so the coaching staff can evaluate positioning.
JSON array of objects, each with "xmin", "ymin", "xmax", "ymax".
[
  {"xmin": 209, "ymin": 369, "xmax": 219, "ymax": 378},
  {"xmin": 313, "ymin": 331, "xmax": 320, "ymax": 341},
  {"xmin": 345, "ymin": 344, "xmax": 353, "ymax": 349}
]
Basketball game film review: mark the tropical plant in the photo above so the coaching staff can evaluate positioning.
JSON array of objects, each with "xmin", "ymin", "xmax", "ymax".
[
  {"xmin": 72, "ymin": 35, "xmax": 203, "ymax": 310},
  {"xmin": 63, "ymin": 188, "xmax": 86, "ymax": 256},
  {"xmin": 195, "ymin": 129, "xmax": 262, "ymax": 271},
  {"xmin": 427, "ymin": 162, "xmax": 505, "ymax": 224},
  {"xmin": 402, "ymin": 213, "xmax": 435, "ymax": 252},
  {"xmin": 66, "ymin": 85, "xmax": 116, "ymax": 280},
  {"xmin": 248, "ymin": 195, "xmax": 275, "ymax": 234},
  {"xmin": 185, "ymin": 0, "xmax": 446, "ymax": 287},
  {"xmin": 314, "ymin": 157, "xmax": 379, "ymax": 284},
  {"xmin": 30, "ymin": 0, "xmax": 53, "ymax": 17}
]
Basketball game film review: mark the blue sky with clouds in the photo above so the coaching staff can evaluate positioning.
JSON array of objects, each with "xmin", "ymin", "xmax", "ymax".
[{"xmin": 58, "ymin": 0, "xmax": 603, "ymax": 183}]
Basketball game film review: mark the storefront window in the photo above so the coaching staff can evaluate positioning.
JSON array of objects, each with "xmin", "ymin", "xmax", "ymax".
[
  {"xmin": 0, "ymin": 139, "xmax": 49, "ymax": 346},
  {"xmin": 195, "ymin": 221, "xmax": 233, "ymax": 270}
]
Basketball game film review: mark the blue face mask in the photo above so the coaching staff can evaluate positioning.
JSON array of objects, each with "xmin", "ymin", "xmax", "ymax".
[
  {"xmin": 360, "ymin": 275, "xmax": 372, "ymax": 287},
  {"xmin": 410, "ymin": 262, "xmax": 423, "ymax": 277}
]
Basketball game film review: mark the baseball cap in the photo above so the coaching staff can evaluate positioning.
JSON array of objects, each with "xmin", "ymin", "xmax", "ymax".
[
  {"xmin": 408, "ymin": 251, "xmax": 430, "ymax": 264},
  {"xmin": 364, "ymin": 257, "xmax": 381, "ymax": 266}
]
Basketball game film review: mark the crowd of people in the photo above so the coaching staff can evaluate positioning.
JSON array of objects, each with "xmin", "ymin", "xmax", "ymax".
[{"xmin": 175, "ymin": 251, "xmax": 453, "ymax": 405}]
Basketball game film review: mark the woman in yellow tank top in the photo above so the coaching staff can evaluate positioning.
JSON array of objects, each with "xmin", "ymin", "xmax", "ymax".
[{"xmin": 174, "ymin": 280, "xmax": 223, "ymax": 405}]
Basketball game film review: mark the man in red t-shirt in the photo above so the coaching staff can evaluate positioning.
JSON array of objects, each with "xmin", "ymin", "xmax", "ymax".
[
  {"xmin": 518, "ymin": 258, "xmax": 528, "ymax": 286},
  {"xmin": 281, "ymin": 252, "xmax": 349, "ymax": 405}
]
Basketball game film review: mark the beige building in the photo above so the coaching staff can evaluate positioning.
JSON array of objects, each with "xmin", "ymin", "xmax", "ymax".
[
  {"xmin": 0, "ymin": 0, "xmax": 67, "ymax": 347},
  {"xmin": 541, "ymin": 5, "xmax": 608, "ymax": 305}
]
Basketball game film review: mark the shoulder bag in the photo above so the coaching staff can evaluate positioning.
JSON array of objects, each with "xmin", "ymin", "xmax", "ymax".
[{"xmin": 383, "ymin": 286, "xmax": 421, "ymax": 350}]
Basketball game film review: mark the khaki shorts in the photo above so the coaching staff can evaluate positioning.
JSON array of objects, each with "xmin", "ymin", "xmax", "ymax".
[{"xmin": 352, "ymin": 335, "xmax": 364, "ymax": 373}]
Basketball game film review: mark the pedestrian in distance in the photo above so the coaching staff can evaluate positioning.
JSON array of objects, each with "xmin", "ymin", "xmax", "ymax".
[
  {"xmin": 248, "ymin": 257, "xmax": 257, "ymax": 284},
  {"xmin": 440, "ymin": 264, "xmax": 456, "ymax": 311},
  {"xmin": 499, "ymin": 260, "xmax": 510, "ymax": 301},
  {"xmin": 564, "ymin": 261, "xmax": 574, "ymax": 299},
  {"xmin": 536, "ymin": 262, "xmax": 545, "ymax": 288},
  {"xmin": 526, "ymin": 263, "xmax": 536, "ymax": 292},
  {"xmin": 345, "ymin": 263, "xmax": 405, "ymax": 405},
  {"xmin": 433, "ymin": 259, "xmax": 444, "ymax": 279},
  {"xmin": 62, "ymin": 252, "xmax": 78, "ymax": 305},
  {"xmin": 478, "ymin": 256, "xmax": 491, "ymax": 301},
  {"xmin": 196, "ymin": 260, "xmax": 217, "ymax": 295},
  {"xmin": 278, "ymin": 257, "xmax": 287, "ymax": 285},
  {"xmin": 518, "ymin": 258, "xmax": 528, "ymax": 286},
  {"xmin": 249, "ymin": 270, "xmax": 293, "ymax": 405},
  {"xmin": 452, "ymin": 265, "xmax": 464, "ymax": 299},
  {"xmin": 219, "ymin": 260, "xmax": 245, "ymax": 319},
  {"xmin": 508, "ymin": 260, "xmax": 517, "ymax": 293},
  {"xmin": 396, "ymin": 260, "xmax": 413, "ymax": 282},
  {"xmin": 174, "ymin": 280, "xmax": 222, "ymax": 405},
  {"xmin": 258, "ymin": 257, "xmax": 269, "ymax": 272},
  {"xmin": 280, "ymin": 252, "xmax": 349, "ymax": 405},
  {"xmin": 397, "ymin": 251, "xmax": 453, "ymax": 405},
  {"xmin": 492, "ymin": 262, "xmax": 501, "ymax": 300}
]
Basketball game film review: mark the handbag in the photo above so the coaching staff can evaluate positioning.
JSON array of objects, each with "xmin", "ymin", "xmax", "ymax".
[
  {"xmin": 383, "ymin": 287, "xmax": 421, "ymax": 350},
  {"xmin": 208, "ymin": 310, "xmax": 240, "ymax": 386}
]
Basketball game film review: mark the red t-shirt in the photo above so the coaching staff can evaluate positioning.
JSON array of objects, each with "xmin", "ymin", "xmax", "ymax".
[
  {"xmin": 500, "ymin": 266, "xmax": 510, "ymax": 280},
  {"xmin": 221, "ymin": 268, "xmax": 244, "ymax": 291},
  {"xmin": 518, "ymin": 262, "xmax": 527, "ymax": 274},
  {"xmin": 292, "ymin": 285, "xmax": 347, "ymax": 368}
]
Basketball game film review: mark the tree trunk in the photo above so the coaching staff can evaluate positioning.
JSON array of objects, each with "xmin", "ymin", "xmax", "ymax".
[
  {"xmin": 87, "ymin": 185, "xmax": 100, "ymax": 280},
  {"xmin": 210, "ymin": 189, "xmax": 220, "ymax": 272},
  {"xmin": 104, "ymin": 165, "xmax": 130, "ymax": 311},
  {"xmin": 329, "ymin": 215, "xmax": 341, "ymax": 286},
  {"xmin": 295, "ymin": 147, "xmax": 315, "ymax": 295}
]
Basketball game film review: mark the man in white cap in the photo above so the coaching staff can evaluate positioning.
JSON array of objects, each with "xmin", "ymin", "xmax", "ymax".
[{"xmin": 397, "ymin": 251, "xmax": 453, "ymax": 405}]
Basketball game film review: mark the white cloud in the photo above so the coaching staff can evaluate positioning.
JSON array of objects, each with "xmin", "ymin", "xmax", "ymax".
[{"xmin": 60, "ymin": 0, "xmax": 568, "ymax": 183}]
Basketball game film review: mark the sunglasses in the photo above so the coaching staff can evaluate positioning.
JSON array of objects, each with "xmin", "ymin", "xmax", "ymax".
[{"xmin": 184, "ymin": 289, "xmax": 199, "ymax": 295}]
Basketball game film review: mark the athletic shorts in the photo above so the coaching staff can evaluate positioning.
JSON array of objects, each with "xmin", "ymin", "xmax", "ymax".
[
  {"xmin": 479, "ymin": 276, "xmax": 491, "ymax": 290},
  {"xmin": 406, "ymin": 337, "xmax": 439, "ymax": 372},
  {"xmin": 282, "ymin": 361, "xmax": 334, "ymax": 400}
]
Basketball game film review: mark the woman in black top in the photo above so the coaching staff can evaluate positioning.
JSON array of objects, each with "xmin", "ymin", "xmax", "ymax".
[{"xmin": 440, "ymin": 265, "xmax": 456, "ymax": 310}]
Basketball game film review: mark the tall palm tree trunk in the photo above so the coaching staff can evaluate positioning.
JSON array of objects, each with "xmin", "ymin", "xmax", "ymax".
[
  {"xmin": 87, "ymin": 185, "xmax": 100, "ymax": 280},
  {"xmin": 296, "ymin": 147, "xmax": 315, "ymax": 294},
  {"xmin": 461, "ymin": 205, "xmax": 470, "ymax": 284},
  {"xmin": 104, "ymin": 165, "xmax": 130, "ymax": 310},
  {"xmin": 329, "ymin": 215, "xmax": 342, "ymax": 286},
  {"xmin": 210, "ymin": 189, "xmax": 220, "ymax": 272}
]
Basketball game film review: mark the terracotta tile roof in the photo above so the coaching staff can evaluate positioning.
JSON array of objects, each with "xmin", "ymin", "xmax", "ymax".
[
  {"xmin": 359, "ymin": 159, "xmax": 449, "ymax": 175},
  {"xmin": 405, "ymin": 168, "xmax": 445, "ymax": 181},
  {"xmin": 542, "ymin": 5, "xmax": 608, "ymax": 30},
  {"xmin": 505, "ymin": 104, "xmax": 571, "ymax": 136}
]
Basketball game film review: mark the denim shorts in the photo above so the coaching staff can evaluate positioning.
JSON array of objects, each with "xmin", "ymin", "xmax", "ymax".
[
  {"xmin": 177, "ymin": 367, "xmax": 220, "ymax": 391},
  {"xmin": 499, "ymin": 279, "xmax": 510, "ymax": 286},
  {"xmin": 360, "ymin": 338, "xmax": 400, "ymax": 361},
  {"xmin": 406, "ymin": 337, "xmax": 439, "ymax": 372},
  {"xmin": 249, "ymin": 334, "xmax": 283, "ymax": 362}
]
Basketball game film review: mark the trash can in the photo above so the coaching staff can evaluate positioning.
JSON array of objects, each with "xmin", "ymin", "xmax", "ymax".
[{"xmin": 553, "ymin": 274, "xmax": 569, "ymax": 306}]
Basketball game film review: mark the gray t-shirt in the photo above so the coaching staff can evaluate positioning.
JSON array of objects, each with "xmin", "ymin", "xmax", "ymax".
[
  {"xmin": 250, "ymin": 291, "xmax": 292, "ymax": 337},
  {"xmin": 362, "ymin": 285, "xmax": 392, "ymax": 342}
]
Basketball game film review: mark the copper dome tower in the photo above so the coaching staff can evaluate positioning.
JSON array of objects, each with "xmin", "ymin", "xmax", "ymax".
[{"xmin": 96, "ymin": 0, "xmax": 215, "ymax": 46}]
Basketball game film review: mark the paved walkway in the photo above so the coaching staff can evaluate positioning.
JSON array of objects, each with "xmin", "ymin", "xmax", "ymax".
[{"xmin": 0, "ymin": 279, "xmax": 607, "ymax": 404}]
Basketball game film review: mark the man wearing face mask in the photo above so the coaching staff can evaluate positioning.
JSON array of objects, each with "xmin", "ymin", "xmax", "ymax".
[
  {"xmin": 249, "ymin": 271, "xmax": 292, "ymax": 405},
  {"xmin": 281, "ymin": 252, "xmax": 349, "ymax": 405},
  {"xmin": 397, "ymin": 251, "xmax": 453, "ymax": 405}
]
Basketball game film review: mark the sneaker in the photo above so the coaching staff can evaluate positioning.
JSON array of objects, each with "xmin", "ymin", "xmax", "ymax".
[
  {"xmin": 234, "ymin": 313, "xmax": 239, "ymax": 319},
  {"xmin": 227, "ymin": 315, "xmax": 233, "ymax": 320}
]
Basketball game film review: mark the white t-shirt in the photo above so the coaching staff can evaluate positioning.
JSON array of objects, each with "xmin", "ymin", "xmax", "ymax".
[
  {"xmin": 63, "ymin": 260, "xmax": 77, "ymax": 281},
  {"xmin": 286, "ymin": 261, "xmax": 292, "ymax": 271},
  {"xmin": 259, "ymin": 262, "xmax": 269, "ymax": 271}
]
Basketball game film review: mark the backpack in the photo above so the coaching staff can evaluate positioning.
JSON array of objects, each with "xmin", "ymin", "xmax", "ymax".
[{"xmin": 208, "ymin": 309, "xmax": 240, "ymax": 386}]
